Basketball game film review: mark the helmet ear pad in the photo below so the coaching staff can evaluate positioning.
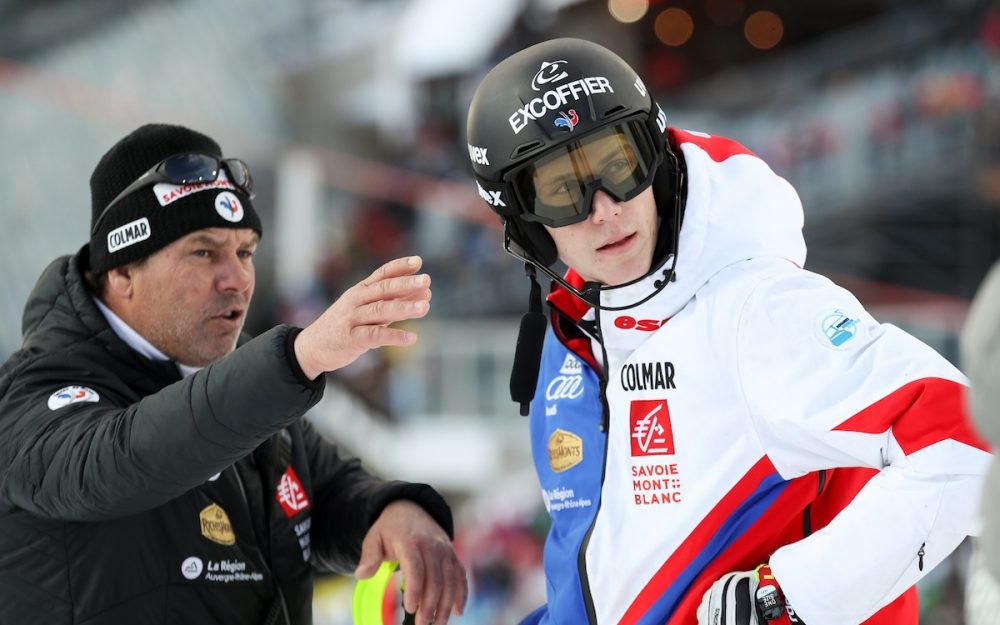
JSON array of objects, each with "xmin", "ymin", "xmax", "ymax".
[{"xmin": 505, "ymin": 216, "xmax": 559, "ymax": 268}]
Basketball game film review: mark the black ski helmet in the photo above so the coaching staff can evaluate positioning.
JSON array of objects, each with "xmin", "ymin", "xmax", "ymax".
[{"xmin": 466, "ymin": 38, "xmax": 681, "ymax": 271}]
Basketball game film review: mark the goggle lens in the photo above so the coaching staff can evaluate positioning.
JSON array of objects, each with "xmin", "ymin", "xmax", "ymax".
[{"xmin": 509, "ymin": 119, "xmax": 659, "ymax": 228}]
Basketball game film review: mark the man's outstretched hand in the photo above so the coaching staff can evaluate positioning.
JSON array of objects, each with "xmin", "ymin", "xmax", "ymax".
[
  {"xmin": 294, "ymin": 256, "xmax": 432, "ymax": 381},
  {"xmin": 355, "ymin": 500, "xmax": 468, "ymax": 625}
]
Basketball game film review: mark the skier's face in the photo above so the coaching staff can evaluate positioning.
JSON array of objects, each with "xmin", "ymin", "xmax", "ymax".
[{"xmin": 543, "ymin": 185, "xmax": 658, "ymax": 286}]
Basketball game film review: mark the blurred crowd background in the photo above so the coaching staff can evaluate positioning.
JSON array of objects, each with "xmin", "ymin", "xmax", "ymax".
[{"xmin": 0, "ymin": 0, "xmax": 996, "ymax": 622}]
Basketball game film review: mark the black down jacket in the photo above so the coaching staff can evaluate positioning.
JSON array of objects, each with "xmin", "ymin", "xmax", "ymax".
[{"xmin": 0, "ymin": 247, "xmax": 452, "ymax": 625}]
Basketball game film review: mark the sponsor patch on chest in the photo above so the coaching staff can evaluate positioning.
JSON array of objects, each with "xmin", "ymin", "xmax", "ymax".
[
  {"xmin": 200, "ymin": 503, "xmax": 236, "ymax": 545},
  {"xmin": 275, "ymin": 466, "xmax": 311, "ymax": 518},
  {"xmin": 548, "ymin": 428, "xmax": 584, "ymax": 473},
  {"xmin": 629, "ymin": 399, "xmax": 675, "ymax": 456}
]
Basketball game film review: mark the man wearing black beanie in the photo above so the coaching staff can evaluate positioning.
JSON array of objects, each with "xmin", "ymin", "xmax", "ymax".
[{"xmin": 0, "ymin": 123, "xmax": 467, "ymax": 625}]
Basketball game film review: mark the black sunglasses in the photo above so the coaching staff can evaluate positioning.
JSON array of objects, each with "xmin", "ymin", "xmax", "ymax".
[{"xmin": 91, "ymin": 153, "xmax": 255, "ymax": 235}]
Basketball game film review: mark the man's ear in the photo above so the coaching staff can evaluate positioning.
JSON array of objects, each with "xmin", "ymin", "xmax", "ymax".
[{"xmin": 105, "ymin": 264, "xmax": 135, "ymax": 299}]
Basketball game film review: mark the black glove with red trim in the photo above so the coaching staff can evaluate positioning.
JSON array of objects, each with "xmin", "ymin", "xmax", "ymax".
[{"xmin": 696, "ymin": 564, "xmax": 805, "ymax": 625}]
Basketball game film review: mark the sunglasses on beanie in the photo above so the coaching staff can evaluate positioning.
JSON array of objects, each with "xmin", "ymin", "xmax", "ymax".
[{"xmin": 91, "ymin": 153, "xmax": 255, "ymax": 235}]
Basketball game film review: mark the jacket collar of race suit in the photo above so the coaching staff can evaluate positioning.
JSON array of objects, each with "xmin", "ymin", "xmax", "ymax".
[{"xmin": 548, "ymin": 129, "xmax": 809, "ymax": 349}]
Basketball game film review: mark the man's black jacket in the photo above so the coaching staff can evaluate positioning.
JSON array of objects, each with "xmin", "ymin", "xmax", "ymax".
[{"xmin": 0, "ymin": 248, "xmax": 453, "ymax": 625}]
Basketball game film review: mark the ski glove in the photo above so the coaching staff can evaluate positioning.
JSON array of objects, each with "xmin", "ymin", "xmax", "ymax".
[{"xmin": 696, "ymin": 564, "xmax": 805, "ymax": 625}]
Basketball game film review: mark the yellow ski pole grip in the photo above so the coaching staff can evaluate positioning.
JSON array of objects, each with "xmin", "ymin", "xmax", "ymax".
[{"xmin": 352, "ymin": 561, "xmax": 400, "ymax": 625}]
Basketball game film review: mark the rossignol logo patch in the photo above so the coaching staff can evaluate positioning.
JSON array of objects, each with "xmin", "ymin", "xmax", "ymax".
[
  {"xmin": 629, "ymin": 399, "xmax": 675, "ymax": 456},
  {"xmin": 199, "ymin": 503, "xmax": 236, "ymax": 545},
  {"xmin": 275, "ymin": 466, "xmax": 310, "ymax": 518},
  {"xmin": 548, "ymin": 428, "xmax": 583, "ymax": 473},
  {"xmin": 107, "ymin": 217, "xmax": 150, "ymax": 253},
  {"xmin": 47, "ymin": 385, "xmax": 100, "ymax": 410}
]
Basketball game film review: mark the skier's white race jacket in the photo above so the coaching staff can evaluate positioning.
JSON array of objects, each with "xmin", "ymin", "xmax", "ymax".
[{"xmin": 528, "ymin": 129, "xmax": 992, "ymax": 625}]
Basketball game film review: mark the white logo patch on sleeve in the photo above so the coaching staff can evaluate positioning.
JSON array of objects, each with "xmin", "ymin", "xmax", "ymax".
[
  {"xmin": 817, "ymin": 308, "xmax": 864, "ymax": 349},
  {"xmin": 47, "ymin": 385, "xmax": 100, "ymax": 410}
]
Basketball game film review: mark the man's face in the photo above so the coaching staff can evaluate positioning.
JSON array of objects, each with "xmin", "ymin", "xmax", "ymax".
[
  {"xmin": 127, "ymin": 228, "xmax": 258, "ymax": 367},
  {"xmin": 542, "ymin": 185, "xmax": 658, "ymax": 286}
]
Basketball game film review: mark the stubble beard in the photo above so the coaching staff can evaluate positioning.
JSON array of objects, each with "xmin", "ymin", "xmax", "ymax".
[{"xmin": 144, "ymin": 306, "xmax": 243, "ymax": 368}]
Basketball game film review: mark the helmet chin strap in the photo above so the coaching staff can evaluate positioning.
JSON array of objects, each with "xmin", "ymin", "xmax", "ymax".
[{"xmin": 504, "ymin": 237, "xmax": 676, "ymax": 311}]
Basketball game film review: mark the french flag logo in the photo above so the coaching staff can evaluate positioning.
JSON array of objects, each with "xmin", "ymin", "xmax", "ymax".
[{"xmin": 554, "ymin": 109, "xmax": 579, "ymax": 132}]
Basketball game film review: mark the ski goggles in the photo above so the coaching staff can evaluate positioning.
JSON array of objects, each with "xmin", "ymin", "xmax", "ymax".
[
  {"xmin": 92, "ymin": 153, "xmax": 255, "ymax": 235},
  {"xmin": 506, "ymin": 118, "xmax": 661, "ymax": 228}
]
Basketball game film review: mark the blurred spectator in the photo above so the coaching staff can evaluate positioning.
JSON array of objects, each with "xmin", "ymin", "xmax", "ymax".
[{"xmin": 962, "ymin": 259, "xmax": 1000, "ymax": 625}]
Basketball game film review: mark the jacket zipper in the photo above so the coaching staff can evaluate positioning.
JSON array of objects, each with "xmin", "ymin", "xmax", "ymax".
[
  {"xmin": 234, "ymin": 456, "xmax": 291, "ymax": 625},
  {"xmin": 801, "ymin": 469, "xmax": 827, "ymax": 537},
  {"xmin": 576, "ymin": 307, "xmax": 613, "ymax": 625}
]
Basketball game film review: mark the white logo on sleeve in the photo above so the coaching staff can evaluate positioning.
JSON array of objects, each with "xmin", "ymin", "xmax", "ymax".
[
  {"xmin": 47, "ymin": 386, "xmax": 100, "ymax": 410},
  {"xmin": 818, "ymin": 308, "xmax": 863, "ymax": 349},
  {"xmin": 181, "ymin": 556, "xmax": 204, "ymax": 580}
]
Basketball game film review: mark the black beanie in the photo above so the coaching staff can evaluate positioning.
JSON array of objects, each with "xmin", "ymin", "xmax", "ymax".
[{"xmin": 88, "ymin": 123, "xmax": 263, "ymax": 274}]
